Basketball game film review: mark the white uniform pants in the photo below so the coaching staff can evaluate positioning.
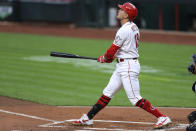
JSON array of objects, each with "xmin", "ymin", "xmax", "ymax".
[{"xmin": 103, "ymin": 59, "xmax": 142, "ymax": 105}]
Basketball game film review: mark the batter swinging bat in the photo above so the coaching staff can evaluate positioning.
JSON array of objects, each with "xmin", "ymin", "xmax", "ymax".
[{"xmin": 50, "ymin": 52, "xmax": 97, "ymax": 60}]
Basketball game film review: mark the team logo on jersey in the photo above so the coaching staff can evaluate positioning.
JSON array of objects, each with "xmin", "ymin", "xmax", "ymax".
[{"xmin": 115, "ymin": 35, "xmax": 122, "ymax": 43}]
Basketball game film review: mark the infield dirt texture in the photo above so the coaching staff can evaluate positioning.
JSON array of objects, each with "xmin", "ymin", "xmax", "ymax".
[{"xmin": 0, "ymin": 22, "xmax": 196, "ymax": 131}]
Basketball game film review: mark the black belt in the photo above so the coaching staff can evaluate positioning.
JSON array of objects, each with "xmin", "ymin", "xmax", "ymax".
[{"xmin": 116, "ymin": 58, "xmax": 137, "ymax": 63}]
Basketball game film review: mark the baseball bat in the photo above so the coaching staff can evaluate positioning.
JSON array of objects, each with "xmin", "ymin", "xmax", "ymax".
[{"xmin": 50, "ymin": 52, "xmax": 97, "ymax": 60}]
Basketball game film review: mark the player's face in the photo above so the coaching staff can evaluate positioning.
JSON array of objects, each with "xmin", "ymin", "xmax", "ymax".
[{"xmin": 116, "ymin": 9, "xmax": 128, "ymax": 20}]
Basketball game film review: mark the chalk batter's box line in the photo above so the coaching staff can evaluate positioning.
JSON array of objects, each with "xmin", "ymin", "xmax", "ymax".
[{"xmin": 0, "ymin": 109, "xmax": 188, "ymax": 131}]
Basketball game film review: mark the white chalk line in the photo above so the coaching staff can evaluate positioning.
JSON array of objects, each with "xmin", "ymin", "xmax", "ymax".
[
  {"xmin": 0, "ymin": 109, "xmax": 189, "ymax": 131},
  {"xmin": 83, "ymin": 124, "xmax": 188, "ymax": 131},
  {"xmin": 39, "ymin": 119, "xmax": 188, "ymax": 131},
  {"xmin": 66, "ymin": 119, "xmax": 154, "ymax": 125},
  {"xmin": 40, "ymin": 123, "xmax": 188, "ymax": 131},
  {"xmin": 38, "ymin": 119, "xmax": 155, "ymax": 130},
  {"xmin": 0, "ymin": 109, "xmax": 67, "ymax": 129},
  {"xmin": 0, "ymin": 109, "xmax": 56, "ymax": 122}
]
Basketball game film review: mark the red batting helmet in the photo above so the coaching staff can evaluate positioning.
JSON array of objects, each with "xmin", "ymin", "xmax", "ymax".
[{"xmin": 118, "ymin": 2, "xmax": 138, "ymax": 21}]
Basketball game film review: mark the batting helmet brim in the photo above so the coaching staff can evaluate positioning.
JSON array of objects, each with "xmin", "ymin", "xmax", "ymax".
[{"xmin": 118, "ymin": 4, "xmax": 126, "ymax": 12}]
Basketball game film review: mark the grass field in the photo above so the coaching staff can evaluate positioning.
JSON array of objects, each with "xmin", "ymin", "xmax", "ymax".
[{"xmin": 0, "ymin": 33, "xmax": 195, "ymax": 107}]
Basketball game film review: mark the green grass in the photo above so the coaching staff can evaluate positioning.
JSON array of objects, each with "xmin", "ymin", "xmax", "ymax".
[{"xmin": 0, "ymin": 32, "xmax": 195, "ymax": 107}]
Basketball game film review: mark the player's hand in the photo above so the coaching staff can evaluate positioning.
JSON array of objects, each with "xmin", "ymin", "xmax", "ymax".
[
  {"xmin": 97, "ymin": 55, "xmax": 113, "ymax": 63},
  {"xmin": 97, "ymin": 55, "xmax": 105, "ymax": 63}
]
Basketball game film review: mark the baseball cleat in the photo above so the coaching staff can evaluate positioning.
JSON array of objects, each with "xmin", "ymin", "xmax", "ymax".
[
  {"xmin": 72, "ymin": 114, "xmax": 93, "ymax": 126},
  {"xmin": 154, "ymin": 116, "xmax": 172, "ymax": 129}
]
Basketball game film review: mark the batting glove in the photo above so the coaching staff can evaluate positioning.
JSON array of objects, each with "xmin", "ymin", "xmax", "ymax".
[
  {"xmin": 97, "ymin": 55, "xmax": 112, "ymax": 63},
  {"xmin": 97, "ymin": 55, "xmax": 105, "ymax": 63}
]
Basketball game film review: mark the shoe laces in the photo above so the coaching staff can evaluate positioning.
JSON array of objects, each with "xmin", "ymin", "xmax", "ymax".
[
  {"xmin": 79, "ymin": 114, "xmax": 89, "ymax": 122},
  {"xmin": 156, "ymin": 117, "xmax": 166, "ymax": 124}
]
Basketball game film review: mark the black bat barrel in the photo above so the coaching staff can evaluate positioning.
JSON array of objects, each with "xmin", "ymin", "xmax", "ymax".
[{"xmin": 50, "ymin": 52, "xmax": 97, "ymax": 60}]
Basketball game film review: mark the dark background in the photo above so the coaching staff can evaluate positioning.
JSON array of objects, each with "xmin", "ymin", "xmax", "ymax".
[{"xmin": 1, "ymin": 0, "xmax": 196, "ymax": 31}]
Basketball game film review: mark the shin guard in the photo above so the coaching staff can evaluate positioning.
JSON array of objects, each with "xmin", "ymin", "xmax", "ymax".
[{"xmin": 87, "ymin": 94, "xmax": 111, "ymax": 119}]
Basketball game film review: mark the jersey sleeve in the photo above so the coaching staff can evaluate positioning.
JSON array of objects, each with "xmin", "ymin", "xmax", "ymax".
[{"xmin": 113, "ymin": 28, "xmax": 127, "ymax": 47}]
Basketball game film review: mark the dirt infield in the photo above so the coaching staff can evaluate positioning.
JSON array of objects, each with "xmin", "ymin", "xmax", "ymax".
[
  {"xmin": 0, "ymin": 22, "xmax": 196, "ymax": 45},
  {"xmin": 0, "ymin": 96, "xmax": 195, "ymax": 131},
  {"xmin": 0, "ymin": 22, "xmax": 196, "ymax": 131}
]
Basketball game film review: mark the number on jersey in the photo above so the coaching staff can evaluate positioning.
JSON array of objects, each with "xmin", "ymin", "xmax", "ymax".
[{"xmin": 134, "ymin": 33, "xmax": 140, "ymax": 48}]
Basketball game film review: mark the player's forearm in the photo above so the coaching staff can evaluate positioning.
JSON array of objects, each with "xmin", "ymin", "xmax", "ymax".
[{"xmin": 104, "ymin": 44, "xmax": 120, "ymax": 60}]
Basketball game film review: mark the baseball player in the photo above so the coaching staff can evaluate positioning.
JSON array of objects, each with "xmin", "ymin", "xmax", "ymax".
[
  {"xmin": 188, "ymin": 54, "xmax": 196, "ymax": 75},
  {"xmin": 72, "ymin": 2, "xmax": 171, "ymax": 129},
  {"xmin": 187, "ymin": 111, "xmax": 196, "ymax": 131},
  {"xmin": 188, "ymin": 54, "xmax": 196, "ymax": 94},
  {"xmin": 186, "ymin": 54, "xmax": 196, "ymax": 130}
]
